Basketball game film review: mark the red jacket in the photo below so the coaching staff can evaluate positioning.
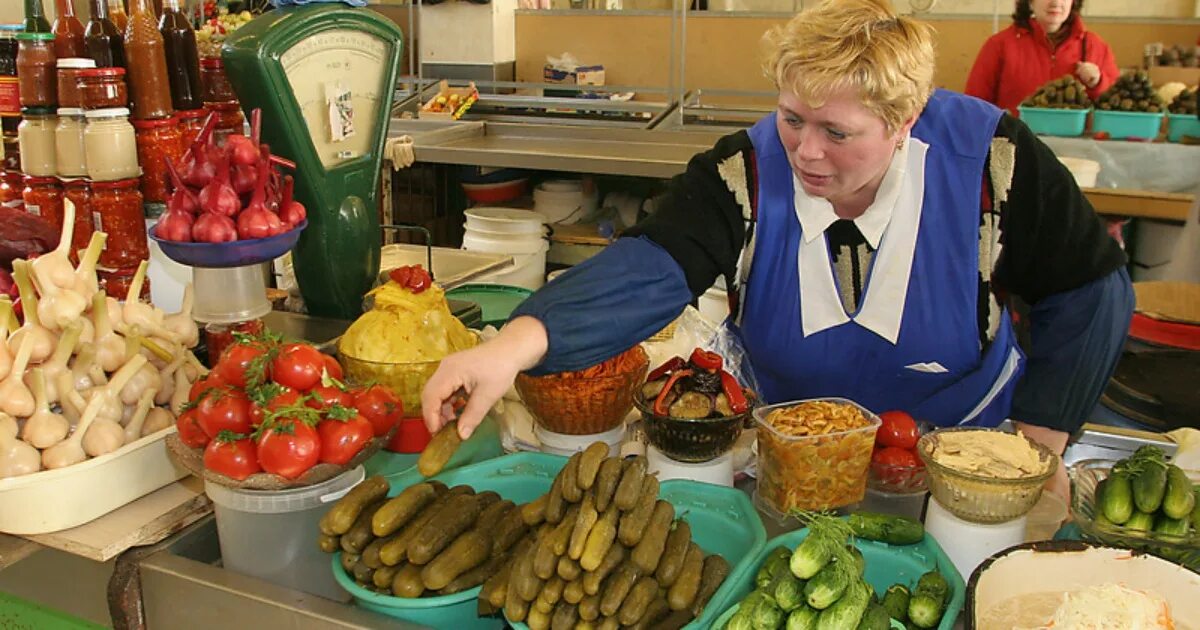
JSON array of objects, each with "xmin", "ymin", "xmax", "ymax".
[{"xmin": 965, "ymin": 16, "xmax": 1118, "ymax": 115}]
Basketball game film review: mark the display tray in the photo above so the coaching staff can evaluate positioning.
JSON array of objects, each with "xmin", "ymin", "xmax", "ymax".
[
  {"xmin": 0, "ymin": 427, "xmax": 188, "ymax": 536},
  {"xmin": 712, "ymin": 521, "xmax": 966, "ymax": 630},
  {"xmin": 149, "ymin": 220, "xmax": 307, "ymax": 268}
]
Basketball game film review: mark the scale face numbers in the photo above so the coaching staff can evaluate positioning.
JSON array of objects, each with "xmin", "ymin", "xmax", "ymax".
[{"xmin": 280, "ymin": 29, "xmax": 389, "ymax": 170}]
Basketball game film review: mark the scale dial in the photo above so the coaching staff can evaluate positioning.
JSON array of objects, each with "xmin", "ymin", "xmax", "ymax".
[{"xmin": 279, "ymin": 29, "xmax": 389, "ymax": 170}]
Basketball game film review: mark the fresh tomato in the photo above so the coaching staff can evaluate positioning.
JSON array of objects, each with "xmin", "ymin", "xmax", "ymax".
[
  {"xmin": 270, "ymin": 343, "xmax": 326, "ymax": 392},
  {"xmin": 353, "ymin": 385, "xmax": 404, "ymax": 438},
  {"xmin": 176, "ymin": 408, "xmax": 210, "ymax": 448},
  {"xmin": 306, "ymin": 385, "xmax": 354, "ymax": 411},
  {"xmin": 322, "ymin": 354, "xmax": 344, "ymax": 381},
  {"xmin": 215, "ymin": 339, "xmax": 273, "ymax": 389},
  {"xmin": 870, "ymin": 446, "xmax": 923, "ymax": 490},
  {"xmin": 256, "ymin": 417, "xmax": 321, "ymax": 480},
  {"xmin": 195, "ymin": 386, "xmax": 253, "ymax": 438},
  {"xmin": 188, "ymin": 371, "xmax": 228, "ymax": 402},
  {"xmin": 877, "ymin": 410, "xmax": 920, "ymax": 450},
  {"xmin": 316, "ymin": 406, "xmax": 373, "ymax": 465},
  {"xmin": 203, "ymin": 432, "xmax": 261, "ymax": 480},
  {"xmin": 246, "ymin": 383, "xmax": 302, "ymax": 428}
]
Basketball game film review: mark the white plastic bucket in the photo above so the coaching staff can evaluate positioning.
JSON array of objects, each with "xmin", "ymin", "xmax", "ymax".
[
  {"xmin": 533, "ymin": 180, "xmax": 598, "ymax": 225},
  {"xmin": 464, "ymin": 207, "xmax": 547, "ymax": 235},
  {"xmin": 204, "ymin": 466, "xmax": 366, "ymax": 601},
  {"xmin": 463, "ymin": 227, "xmax": 549, "ymax": 290}
]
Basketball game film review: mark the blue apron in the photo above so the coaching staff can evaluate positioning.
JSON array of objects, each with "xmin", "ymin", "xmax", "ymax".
[{"xmin": 737, "ymin": 90, "xmax": 1022, "ymax": 428}]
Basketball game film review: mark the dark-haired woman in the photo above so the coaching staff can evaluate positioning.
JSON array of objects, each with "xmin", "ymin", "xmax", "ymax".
[{"xmin": 966, "ymin": 0, "xmax": 1118, "ymax": 114}]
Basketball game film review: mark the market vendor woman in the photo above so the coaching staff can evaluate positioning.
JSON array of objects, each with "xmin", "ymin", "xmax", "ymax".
[{"xmin": 424, "ymin": 0, "xmax": 1134, "ymax": 497}]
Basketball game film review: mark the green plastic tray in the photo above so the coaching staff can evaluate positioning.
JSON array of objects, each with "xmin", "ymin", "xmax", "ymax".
[
  {"xmin": 335, "ymin": 451, "xmax": 767, "ymax": 629},
  {"xmin": 445, "ymin": 284, "xmax": 533, "ymax": 329},
  {"xmin": 0, "ymin": 592, "xmax": 105, "ymax": 629},
  {"xmin": 712, "ymin": 522, "xmax": 965, "ymax": 630},
  {"xmin": 363, "ymin": 416, "xmax": 504, "ymax": 481}
]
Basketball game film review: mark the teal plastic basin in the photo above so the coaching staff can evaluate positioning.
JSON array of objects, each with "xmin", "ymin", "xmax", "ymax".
[
  {"xmin": 445, "ymin": 284, "xmax": 533, "ymax": 329},
  {"xmin": 712, "ymin": 522, "xmax": 966, "ymax": 630},
  {"xmin": 1167, "ymin": 113, "xmax": 1200, "ymax": 142},
  {"xmin": 1091, "ymin": 109, "xmax": 1164, "ymax": 140},
  {"xmin": 1017, "ymin": 106, "xmax": 1089, "ymax": 136}
]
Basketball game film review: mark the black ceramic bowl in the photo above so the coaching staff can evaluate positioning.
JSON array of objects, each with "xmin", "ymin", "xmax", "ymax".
[{"xmin": 633, "ymin": 392, "xmax": 754, "ymax": 463}]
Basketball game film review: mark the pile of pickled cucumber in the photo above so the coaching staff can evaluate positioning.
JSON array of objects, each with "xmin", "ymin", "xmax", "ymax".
[
  {"xmin": 725, "ymin": 514, "xmax": 950, "ymax": 630},
  {"xmin": 1168, "ymin": 87, "xmax": 1198, "ymax": 116},
  {"xmin": 1095, "ymin": 446, "xmax": 1199, "ymax": 538},
  {"xmin": 1096, "ymin": 71, "xmax": 1168, "ymax": 112},
  {"xmin": 1021, "ymin": 76, "xmax": 1092, "ymax": 110},
  {"xmin": 497, "ymin": 443, "xmax": 731, "ymax": 629},
  {"xmin": 317, "ymin": 442, "xmax": 731, "ymax": 629}
]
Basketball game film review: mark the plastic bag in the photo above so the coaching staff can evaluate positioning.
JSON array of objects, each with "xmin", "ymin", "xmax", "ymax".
[{"xmin": 642, "ymin": 305, "xmax": 761, "ymax": 400}]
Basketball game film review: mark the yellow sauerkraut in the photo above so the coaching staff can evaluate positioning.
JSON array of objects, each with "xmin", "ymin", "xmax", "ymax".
[{"xmin": 339, "ymin": 280, "xmax": 476, "ymax": 363}]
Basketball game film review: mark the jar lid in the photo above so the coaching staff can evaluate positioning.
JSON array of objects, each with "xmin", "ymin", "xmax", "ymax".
[
  {"xmin": 77, "ymin": 66, "xmax": 126, "ymax": 78},
  {"xmin": 176, "ymin": 108, "xmax": 208, "ymax": 120},
  {"xmin": 199, "ymin": 57, "xmax": 224, "ymax": 69},
  {"xmin": 57, "ymin": 57, "xmax": 97, "ymax": 69},
  {"xmin": 16, "ymin": 32, "xmax": 54, "ymax": 41},
  {"xmin": 0, "ymin": 24, "xmax": 24, "ymax": 35},
  {"xmin": 57, "ymin": 107, "xmax": 86, "ymax": 117},
  {"xmin": 132, "ymin": 116, "xmax": 180, "ymax": 130},
  {"xmin": 85, "ymin": 107, "xmax": 131, "ymax": 119},
  {"xmin": 90, "ymin": 178, "xmax": 140, "ymax": 190},
  {"xmin": 20, "ymin": 106, "xmax": 55, "ymax": 117},
  {"xmin": 22, "ymin": 175, "xmax": 60, "ymax": 185}
]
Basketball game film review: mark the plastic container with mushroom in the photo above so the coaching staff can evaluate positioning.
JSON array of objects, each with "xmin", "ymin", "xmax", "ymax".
[{"xmin": 0, "ymin": 201, "xmax": 204, "ymax": 481}]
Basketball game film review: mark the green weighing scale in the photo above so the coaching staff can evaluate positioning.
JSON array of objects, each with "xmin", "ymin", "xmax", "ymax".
[{"xmin": 222, "ymin": 5, "xmax": 403, "ymax": 319}]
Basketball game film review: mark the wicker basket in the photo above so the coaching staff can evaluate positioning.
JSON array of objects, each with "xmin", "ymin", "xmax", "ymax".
[{"xmin": 515, "ymin": 346, "xmax": 649, "ymax": 435}]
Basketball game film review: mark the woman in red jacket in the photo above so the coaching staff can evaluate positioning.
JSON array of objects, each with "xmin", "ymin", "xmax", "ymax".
[{"xmin": 966, "ymin": 0, "xmax": 1119, "ymax": 114}]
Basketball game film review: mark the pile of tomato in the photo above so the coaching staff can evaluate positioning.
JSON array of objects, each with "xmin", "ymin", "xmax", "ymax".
[
  {"xmin": 869, "ymin": 410, "xmax": 926, "ymax": 493},
  {"xmin": 176, "ymin": 333, "xmax": 404, "ymax": 482}
]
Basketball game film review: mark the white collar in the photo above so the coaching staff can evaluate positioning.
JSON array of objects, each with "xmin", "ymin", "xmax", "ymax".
[{"xmin": 792, "ymin": 135, "xmax": 911, "ymax": 247}]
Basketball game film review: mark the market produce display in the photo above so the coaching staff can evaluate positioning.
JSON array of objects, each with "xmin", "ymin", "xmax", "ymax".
[
  {"xmin": 323, "ymin": 442, "xmax": 733, "ymax": 629},
  {"xmin": 723, "ymin": 513, "xmax": 951, "ymax": 630},
  {"xmin": 1094, "ymin": 446, "xmax": 1198, "ymax": 538},
  {"xmin": 1155, "ymin": 44, "xmax": 1198, "ymax": 68},
  {"xmin": 1168, "ymin": 87, "xmax": 1198, "ymax": 115},
  {"xmin": 979, "ymin": 582, "xmax": 1176, "ymax": 630},
  {"xmin": 153, "ymin": 109, "xmax": 307, "ymax": 244},
  {"xmin": 0, "ymin": 215, "xmax": 203, "ymax": 480},
  {"xmin": 639, "ymin": 348, "xmax": 751, "ymax": 419},
  {"xmin": 169, "ymin": 331, "xmax": 399, "ymax": 486},
  {"xmin": 516, "ymin": 344, "xmax": 648, "ymax": 436},
  {"xmin": 196, "ymin": 5, "xmax": 257, "ymax": 59},
  {"xmin": 1096, "ymin": 71, "xmax": 1168, "ymax": 112},
  {"xmin": 1020, "ymin": 76, "xmax": 1092, "ymax": 109},
  {"xmin": 756, "ymin": 400, "xmax": 878, "ymax": 514},
  {"xmin": 927, "ymin": 430, "xmax": 1050, "ymax": 479}
]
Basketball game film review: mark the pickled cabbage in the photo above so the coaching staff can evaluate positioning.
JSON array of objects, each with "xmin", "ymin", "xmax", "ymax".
[{"xmin": 339, "ymin": 279, "xmax": 476, "ymax": 363}]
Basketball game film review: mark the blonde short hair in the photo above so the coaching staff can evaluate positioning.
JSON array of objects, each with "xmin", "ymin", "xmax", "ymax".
[{"xmin": 763, "ymin": 0, "xmax": 936, "ymax": 131}]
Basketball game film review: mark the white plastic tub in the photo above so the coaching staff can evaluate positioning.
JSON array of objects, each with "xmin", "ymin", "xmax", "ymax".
[
  {"xmin": 464, "ymin": 207, "xmax": 547, "ymax": 234},
  {"xmin": 0, "ymin": 427, "xmax": 187, "ymax": 535},
  {"xmin": 1057, "ymin": 156, "xmax": 1100, "ymax": 188},
  {"xmin": 204, "ymin": 466, "xmax": 366, "ymax": 601}
]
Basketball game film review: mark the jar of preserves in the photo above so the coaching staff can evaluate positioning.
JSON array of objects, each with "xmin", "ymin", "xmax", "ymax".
[
  {"xmin": 55, "ymin": 57, "xmax": 95, "ymax": 108},
  {"xmin": 199, "ymin": 56, "xmax": 236, "ymax": 104},
  {"xmin": 176, "ymin": 107, "xmax": 206, "ymax": 147},
  {"xmin": 77, "ymin": 66, "xmax": 128, "ymax": 110},
  {"xmin": 17, "ymin": 108, "xmax": 57, "ymax": 176},
  {"xmin": 84, "ymin": 107, "xmax": 139, "ymax": 181},
  {"xmin": 100, "ymin": 266, "xmax": 150, "ymax": 300},
  {"xmin": 16, "ymin": 32, "xmax": 57, "ymax": 108},
  {"xmin": 124, "ymin": 0, "xmax": 172, "ymax": 120},
  {"xmin": 62, "ymin": 177, "xmax": 94, "ymax": 262},
  {"xmin": 22, "ymin": 175, "xmax": 63, "ymax": 230},
  {"xmin": 132, "ymin": 115, "xmax": 183, "ymax": 204},
  {"xmin": 54, "ymin": 107, "xmax": 88, "ymax": 177},
  {"xmin": 51, "ymin": 0, "xmax": 86, "ymax": 59},
  {"xmin": 0, "ymin": 25, "xmax": 20, "ymax": 128},
  {"xmin": 0, "ymin": 170, "xmax": 23, "ymax": 210},
  {"xmin": 204, "ymin": 319, "xmax": 265, "ymax": 367},
  {"xmin": 92, "ymin": 177, "xmax": 147, "ymax": 268},
  {"xmin": 206, "ymin": 101, "xmax": 244, "ymax": 143},
  {"xmin": 84, "ymin": 0, "xmax": 126, "ymax": 69}
]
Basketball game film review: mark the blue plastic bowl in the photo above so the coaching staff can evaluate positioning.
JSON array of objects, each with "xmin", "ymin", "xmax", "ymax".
[
  {"xmin": 1091, "ymin": 110, "xmax": 1164, "ymax": 140},
  {"xmin": 1167, "ymin": 113, "xmax": 1200, "ymax": 142},
  {"xmin": 1017, "ymin": 106, "xmax": 1089, "ymax": 137},
  {"xmin": 148, "ymin": 220, "xmax": 307, "ymax": 269},
  {"xmin": 712, "ymin": 521, "xmax": 966, "ymax": 630}
]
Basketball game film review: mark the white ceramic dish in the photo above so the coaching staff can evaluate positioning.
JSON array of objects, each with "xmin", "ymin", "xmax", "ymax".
[{"xmin": 0, "ymin": 427, "xmax": 189, "ymax": 535}]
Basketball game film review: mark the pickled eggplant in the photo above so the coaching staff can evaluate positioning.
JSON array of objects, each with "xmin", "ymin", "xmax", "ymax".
[{"xmin": 668, "ymin": 392, "xmax": 713, "ymax": 419}]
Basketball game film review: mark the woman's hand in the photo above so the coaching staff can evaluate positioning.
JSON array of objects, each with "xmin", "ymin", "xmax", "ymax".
[
  {"xmin": 1014, "ymin": 420, "xmax": 1071, "ymax": 502},
  {"xmin": 1075, "ymin": 61, "xmax": 1101, "ymax": 89},
  {"xmin": 421, "ymin": 316, "xmax": 549, "ymax": 440}
]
